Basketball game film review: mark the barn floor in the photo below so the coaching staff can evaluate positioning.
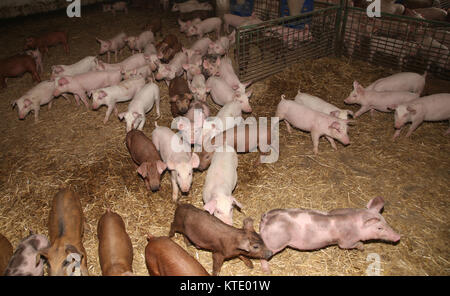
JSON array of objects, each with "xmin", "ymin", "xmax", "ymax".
[{"xmin": 0, "ymin": 5, "xmax": 449, "ymax": 276}]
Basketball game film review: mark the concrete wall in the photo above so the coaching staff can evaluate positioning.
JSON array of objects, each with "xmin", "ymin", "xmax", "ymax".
[{"xmin": 0, "ymin": 0, "xmax": 108, "ymax": 19}]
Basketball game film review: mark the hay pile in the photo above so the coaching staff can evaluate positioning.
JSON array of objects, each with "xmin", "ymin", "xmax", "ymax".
[{"xmin": 0, "ymin": 6, "xmax": 449, "ymax": 276}]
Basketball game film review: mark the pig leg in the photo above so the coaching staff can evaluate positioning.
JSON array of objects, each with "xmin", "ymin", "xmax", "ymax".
[
  {"xmin": 239, "ymin": 256, "xmax": 253, "ymax": 268},
  {"xmin": 78, "ymin": 93, "xmax": 90, "ymax": 109},
  {"xmin": 115, "ymin": 50, "xmax": 118, "ymax": 63},
  {"xmin": 104, "ymin": 105, "xmax": 115, "ymax": 124},
  {"xmin": 326, "ymin": 136, "xmax": 337, "ymax": 150},
  {"xmin": 311, "ymin": 132, "xmax": 321, "ymax": 155},
  {"xmin": 285, "ymin": 121, "xmax": 292, "ymax": 134},
  {"xmin": 405, "ymin": 119, "xmax": 423, "ymax": 138},
  {"xmin": 338, "ymin": 240, "xmax": 364, "ymax": 250},
  {"xmin": 137, "ymin": 117, "xmax": 146, "ymax": 131},
  {"xmin": 155, "ymin": 96, "xmax": 161, "ymax": 119},
  {"xmin": 354, "ymin": 105, "xmax": 371, "ymax": 118},
  {"xmin": 261, "ymin": 259, "xmax": 271, "ymax": 274},
  {"xmin": 33, "ymin": 106, "xmax": 40, "ymax": 123},
  {"xmin": 392, "ymin": 128, "xmax": 402, "ymax": 141},
  {"xmin": 171, "ymin": 171, "xmax": 179, "ymax": 202},
  {"xmin": 114, "ymin": 105, "xmax": 118, "ymax": 116},
  {"xmin": 212, "ymin": 252, "xmax": 225, "ymax": 276}
]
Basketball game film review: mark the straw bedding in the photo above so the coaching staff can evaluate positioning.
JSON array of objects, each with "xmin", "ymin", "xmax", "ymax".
[{"xmin": 0, "ymin": 5, "xmax": 448, "ymax": 276}]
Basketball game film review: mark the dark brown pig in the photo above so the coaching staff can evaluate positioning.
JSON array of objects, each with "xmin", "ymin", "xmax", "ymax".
[
  {"xmin": 145, "ymin": 234, "xmax": 209, "ymax": 276},
  {"xmin": 169, "ymin": 203, "xmax": 273, "ymax": 276},
  {"xmin": 38, "ymin": 189, "xmax": 89, "ymax": 276},
  {"xmin": 97, "ymin": 210, "xmax": 133, "ymax": 276},
  {"xmin": 169, "ymin": 76, "xmax": 193, "ymax": 117},
  {"xmin": 198, "ymin": 121, "xmax": 274, "ymax": 171},
  {"xmin": 160, "ymin": 41, "xmax": 182, "ymax": 63},
  {"xmin": 0, "ymin": 54, "xmax": 40, "ymax": 88},
  {"xmin": 143, "ymin": 17, "xmax": 162, "ymax": 36},
  {"xmin": 125, "ymin": 130, "xmax": 167, "ymax": 192},
  {"xmin": 156, "ymin": 34, "xmax": 179, "ymax": 56},
  {"xmin": 25, "ymin": 31, "xmax": 69, "ymax": 55},
  {"xmin": 0, "ymin": 233, "xmax": 13, "ymax": 275}
]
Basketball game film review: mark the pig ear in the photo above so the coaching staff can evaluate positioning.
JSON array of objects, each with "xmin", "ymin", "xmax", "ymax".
[
  {"xmin": 387, "ymin": 104, "xmax": 398, "ymax": 111},
  {"xmin": 156, "ymin": 160, "xmax": 167, "ymax": 174},
  {"xmin": 237, "ymin": 238, "xmax": 250, "ymax": 252},
  {"xmin": 328, "ymin": 121, "xmax": 341, "ymax": 131},
  {"xmin": 166, "ymin": 160, "xmax": 175, "ymax": 170},
  {"xmin": 231, "ymin": 196, "xmax": 243, "ymax": 210},
  {"xmin": 244, "ymin": 80, "xmax": 253, "ymax": 88},
  {"xmin": 367, "ymin": 196, "xmax": 385, "ymax": 213},
  {"xmin": 246, "ymin": 90, "xmax": 252, "ymax": 98},
  {"xmin": 65, "ymin": 244, "xmax": 81, "ymax": 256},
  {"xmin": 24, "ymin": 98, "xmax": 33, "ymax": 108},
  {"xmin": 204, "ymin": 199, "xmax": 217, "ymax": 215},
  {"xmin": 137, "ymin": 163, "xmax": 148, "ymax": 178},
  {"xmin": 363, "ymin": 217, "xmax": 381, "ymax": 227},
  {"xmin": 182, "ymin": 64, "xmax": 189, "ymax": 71},
  {"xmin": 190, "ymin": 152, "xmax": 200, "ymax": 169},
  {"xmin": 36, "ymin": 248, "xmax": 49, "ymax": 264},
  {"xmin": 353, "ymin": 81, "xmax": 364, "ymax": 94},
  {"xmin": 58, "ymin": 77, "xmax": 69, "ymax": 86},
  {"xmin": 242, "ymin": 217, "xmax": 255, "ymax": 232},
  {"xmin": 118, "ymin": 112, "xmax": 125, "ymax": 120},
  {"xmin": 330, "ymin": 110, "xmax": 340, "ymax": 118},
  {"xmin": 406, "ymin": 106, "xmax": 417, "ymax": 115}
]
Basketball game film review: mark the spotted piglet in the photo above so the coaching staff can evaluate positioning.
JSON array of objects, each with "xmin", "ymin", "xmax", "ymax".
[
  {"xmin": 4, "ymin": 232, "xmax": 49, "ymax": 276},
  {"xmin": 259, "ymin": 196, "xmax": 401, "ymax": 274}
]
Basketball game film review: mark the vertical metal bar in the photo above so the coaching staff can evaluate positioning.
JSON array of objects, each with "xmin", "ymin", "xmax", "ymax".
[
  {"xmin": 339, "ymin": 0, "xmax": 350, "ymax": 58},
  {"xmin": 334, "ymin": 0, "xmax": 344, "ymax": 58}
]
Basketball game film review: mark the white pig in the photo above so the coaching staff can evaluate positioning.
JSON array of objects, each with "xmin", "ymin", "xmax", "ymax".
[
  {"xmin": 294, "ymin": 90, "xmax": 354, "ymax": 120},
  {"xmin": 122, "ymin": 64, "xmax": 153, "ymax": 80},
  {"xmin": 118, "ymin": 82, "xmax": 160, "ymax": 132},
  {"xmin": 207, "ymin": 31, "xmax": 235, "ymax": 56},
  {"xmin": 183, "ymin": 54, "xmax": 203, "ymax": 81},
  {"xmin": 53, "ymin": 70, "xmax": 122, "ymax": 109},
  {"xmin": 95, "ymin": 53, "xmax": 149, "ymax": 72},
  {"xmin": 51, "ymin": 56, "xmax": 98, "ymax": 78},
  {"xmin": 126, "ymin": 31, "xmax": 155, "ymax": 54},
  {"xmin": 202, "ymin": 145, "xmax": 242, "ymax": 225},
  {"xmin": 217, "ymin": 56, "xmax": 251, "ymax": 95},
  {"xmin": 91, "ymin": 77, "xmax": 146, "ymax": 123},
  {"xmin": 96, "ymin": 32, "xmax": 127, "ymax": 63},
  {"xmin": 364, "ymin": 72, "xmax": 426, "ymax": 95},
  {"xmin": 151, "ymin": 125, "xmax": 200, "ymax": 202},
  {"xmin": 223, "ymin": 13, "xmax": 256, "ymax": 33},
  {"xmin": 178, "ymin": 18, "xmax": 202, "ymax": 33},
  {"xmin": 186, "ymin": 17, "xmax": 222, "ymax": 39},
  {"xmin": 344, "ymin": 81, "xmax": 420, "ymax": 118},
  {"xmin": 184, "ymin": 37, "xmax": 213, "ymax": 59},
  {"xmin": 143, "ymin": 43, "xmax": 161, "ymax": 71},
  {"xmin": 206, "ymin": 76, "xmax": 252, "ymax": 113},
  {"xmin": 155, "ymin": 52, "xmax": 188, "ymax": 83},
  {"xmin": 188, "ymin": 74, "xmax": 209, "ymax": 101},
  {"xmin": 12, "ymin": 80, "xmax": 64, "ymax": 122},
  {"xmin": 392, "ymin": 93, "xmax": 450, "ymax": 139},
  {"xmin": 275, "ymin": 95, "xmax": 352, "ymax": 155}
]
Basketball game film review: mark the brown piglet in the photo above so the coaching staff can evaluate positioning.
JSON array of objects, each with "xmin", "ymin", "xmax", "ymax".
[
  {"xmin": 145, "ymin": 234, "xmax": 209, "ymax": 276},
  {"xmin": 169, "ymin": 203, "xmax": 273, "ymax": 276},
  {"xmin": 144, "ymin": 17, "xmax": 162, "ymax": 36},
  {"xmin": 97, "ymin": 209, "xmax": 133, "ymax": 276},
  {"xmin": 125, "ymin": 130, "xmax": 167, "ymax": 192},
  {"xmin": 169, "ymin": 76, "xmax": 193, "ymax": 117},
  {"xmin": 0, "ymin": 233, "xmax": 13, "ymax": 275},
  {"xmin": 25, "ymin": 31, "xmax": 69, "ymax": 55},
  {"xmin": 38, "ymin": 189, "xmax": 89, "ymax": 276},
  {"xmin": 0, "ymin": 54, "xmax": 40, "ymax": 88}
]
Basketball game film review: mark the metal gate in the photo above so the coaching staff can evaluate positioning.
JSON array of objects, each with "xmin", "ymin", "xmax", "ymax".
[{"xmin": 235, "ymin": 0, "xmax": 450, "ymax": 81}]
